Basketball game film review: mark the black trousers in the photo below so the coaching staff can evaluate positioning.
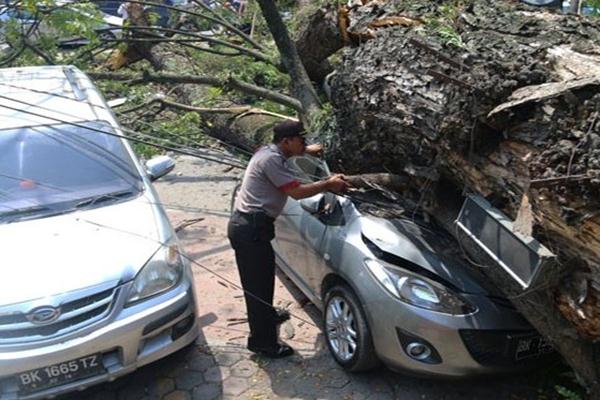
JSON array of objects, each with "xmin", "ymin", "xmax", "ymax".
[{"xmin": 227, "ymin": 210, "xmax": 278, "ymax": 348}]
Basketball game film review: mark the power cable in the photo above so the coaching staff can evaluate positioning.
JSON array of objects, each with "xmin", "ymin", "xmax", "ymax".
[
  {"xmin": 0, "ymin": 97, "xmax": 247, "ymax": 169},
  {"xmin": 1, "ymin": 94, "xmax": 427, "ymax": 222},
  {"xmin": 0, "ymin": 187, "xmax": 318, "ymax": 328},
  {"xmin": 0, "ymin": 81, "xmax": 253, "ymax": 161},
  {"xmin": 0, "ymin": 80, "xmax": 249, "ymax": 163},
  {"xmin": 0, "ymin": 87, "xmax": 418, "ymax": 216}
]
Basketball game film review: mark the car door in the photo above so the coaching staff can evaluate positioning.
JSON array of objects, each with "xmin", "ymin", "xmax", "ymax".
[
  {"xmin": 298, "ymin": 192, "xmax": 347, "ymax": 297},
  {"xmin": 274, "ymin": 156, "xmax": 331, "ymax": 299}
]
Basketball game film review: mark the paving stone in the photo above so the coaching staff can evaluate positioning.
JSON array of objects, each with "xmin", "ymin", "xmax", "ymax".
[
  {"xmin": 223, "ymin": 376, "xmax": 250, "ymax": 396},
  {"xmin": 164, "ymin": 363, "xmax": 190, "ymax": 379},
  {"xmin": 335, "ymin": 382, "xmax": 370, "ymax": 400},
  {"xmin": 191, "ymin": 383, "xmax": 222, "ymax": 400},
  {"xmin": 163, "ymin": 390, "xmax": 191, "ymax": 400},
  {"xmin": 230, "ymin": 359, "xmax": 259, "ymax": 378},
  {"xmin": 116, "ymin": 378, "xmax": 148, "ymax": 400},
  {"xmin": 81, "ymin": 389, "xmax": 118, "ymax": 400},
  {"xmin": 187, "ymin": 353, "xmax": 216, "ymax": 372},
  {"xmin": 321, "ymin": 369, "xmax": 351, "ymax": 389},
  {"xmin": 215, "ymin": 351, "xmax": 243, "ymax": 367},
  {"xmin": 204, "ymin": 365, "xmax": 230, "ymax": 383},
  {"xmin": 147, "ymin": 377, "xmax": 175, "ymax": 398},
  {"xmin": 291, "ymin": 374, "xmax": 325, "ymax": 398},
  {"xmin": 175, "ymin": 369, "xmax": 205, "ymax": 390}
]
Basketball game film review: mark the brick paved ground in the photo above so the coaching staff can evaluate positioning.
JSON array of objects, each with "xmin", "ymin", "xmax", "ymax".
[{"xmin": 59, "ymin": 157, "xmax": 560, "ymax": 400}]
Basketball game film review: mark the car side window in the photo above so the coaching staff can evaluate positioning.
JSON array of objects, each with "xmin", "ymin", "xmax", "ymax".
[
  {"xmin": 287, "ymin": 156, "xmax": 345, "ymax": 226},
  {"xmin": 287, "ymin": 155, "xmax": 330, "ymax": 183},
  {"xmin": 317, "ymin": 192, "xmax": 345, "ymax": 226}
]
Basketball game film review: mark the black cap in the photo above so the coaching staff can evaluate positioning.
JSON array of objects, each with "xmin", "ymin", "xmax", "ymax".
[{"xmin": 272, "ymin": 120, "xmax": 306, "ymax": 143}]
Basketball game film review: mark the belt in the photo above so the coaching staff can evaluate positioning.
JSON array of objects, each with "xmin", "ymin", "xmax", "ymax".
[{"xmin": 234, "ymin": 209, "xmax": 275, "ymax": 223}]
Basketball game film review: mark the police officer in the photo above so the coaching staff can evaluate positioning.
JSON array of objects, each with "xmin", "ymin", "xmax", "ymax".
[{"xmin": 228, "ymin": 120, "xmax": 349, "ymax": 358}]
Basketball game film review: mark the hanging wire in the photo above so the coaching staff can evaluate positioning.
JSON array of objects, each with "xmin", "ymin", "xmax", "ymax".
[
  {"xmin": 0, "ymin": 89, "xmax": 417, "ymax": 214},
  {"xmin": 0, "ymin": 186, "xmax": 318, "ymax": 328},
  {"xmin": 0, "ymin": 81, "xmax": 253, "ymax": 161},
  {"xmin": 0, "ymin": 96, "xmax": 248, "ymax": 169}
]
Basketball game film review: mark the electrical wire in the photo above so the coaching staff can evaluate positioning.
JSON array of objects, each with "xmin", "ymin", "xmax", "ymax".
[
  {"xmin": 0, "ymin": 72, "xmax": 452, "ymax": 334},
  {"xmin": 0, "ymin": 89, "xmax": 419, "ymax": 218},
  {"xmin": 0, "ymin": 81, "xmax": 248, "ymax": 164},
  {"xmin": 0, "ymin": 96, "xmax": 248, "ymax": 169},
  {"xmin": 0, "ymin": 92, "xmax": 448, "ymax": 228},
  {"xmin": 0, "ymin": 186, "xmax": 318, "ymax": 328},
  {"xmin": 0, "ymin": 81, "xmax": 253, "ymax": 161}
]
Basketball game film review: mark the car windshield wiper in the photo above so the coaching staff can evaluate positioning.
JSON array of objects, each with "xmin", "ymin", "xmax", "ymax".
[
  {"xmin": 0, "ymin": 205, "xmax": 54, "ymax": 223},
  {"xmin": 75, "ymin": 190, "xmax": 136, "ymax": 209}
]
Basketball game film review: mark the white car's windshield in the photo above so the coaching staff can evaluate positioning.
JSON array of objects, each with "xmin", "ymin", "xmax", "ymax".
[{"xmin": 0, "ymin": 121, "xmax": 143, "ymax": 222}]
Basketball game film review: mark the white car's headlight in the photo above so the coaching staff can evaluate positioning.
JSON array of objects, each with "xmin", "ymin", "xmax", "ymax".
[
  {"xmin": 364, "ymin": 258, "xmax": 476, "ymax": 315},
  {"xmin": 127, "ymin": 240, "xmax": 184, "ymax": 304}
]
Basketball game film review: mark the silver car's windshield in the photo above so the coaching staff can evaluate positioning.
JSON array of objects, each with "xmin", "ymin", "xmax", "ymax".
[{"xmin": 0, "ymin": 121, "xmax": 143, "ymax": 221}]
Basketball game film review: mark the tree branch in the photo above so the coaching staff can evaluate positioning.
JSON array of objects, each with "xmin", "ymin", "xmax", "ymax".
[
  {"xmin": 118, "ymin": 26, "xmax": 276, "ymax": 66},
  {"xmin": 124, "ymin": 97, "xmax": 294, "ymax": 120},
  {"xmin": 23, "ymin": 40, "xmax": 55, "ymax": 64},
  {"xmin": 226, "ymin": 77, "xmax": 303, "ymax": 112},
  {"xmin": 255, "ymin": 0, "xmax": 321, "ymax": 120},
  {"xmin": 187, "ymin": 0, "xmax": 264, "ymax": 50},
  {"xmin": 86, "ymin": 0, "xmax": 264, "ymax": 51},
  {"xmin": 87, "ymin": 71, "xmax": 303, "ymax": 112},
  {"xmin": 103, "ymin": 37, "xmax": 242, "ymax": 56}
]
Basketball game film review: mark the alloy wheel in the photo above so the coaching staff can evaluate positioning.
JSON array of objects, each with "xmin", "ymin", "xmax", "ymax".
[{"xmin": 325, "ymin": 296, "xmax": 358, "ymax": 361}]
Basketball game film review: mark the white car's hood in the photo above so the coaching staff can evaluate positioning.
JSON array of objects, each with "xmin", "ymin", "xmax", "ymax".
[{"xmin": 0, "ymin": 194, "xmax": 167, "ymax": 306}]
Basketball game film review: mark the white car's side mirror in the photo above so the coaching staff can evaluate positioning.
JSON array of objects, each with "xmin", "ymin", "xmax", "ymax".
[{"xmin": 146, "ymin": 156, "xmax": 175, "ymax": 181}]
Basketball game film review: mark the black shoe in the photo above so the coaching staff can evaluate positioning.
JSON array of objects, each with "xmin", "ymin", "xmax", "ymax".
[
  {"xmin": 274, "ymin": 308, "xmax": 291, "ymax": 325},
  {"xmin": 247, "ymin": 343, "xmax": 294, "ymax": 358}
]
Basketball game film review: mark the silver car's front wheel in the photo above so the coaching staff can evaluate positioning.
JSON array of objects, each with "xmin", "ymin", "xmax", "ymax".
[
  {"xmin": 323, "ymin": 285, "xmax": 380, "ymax": 371},
  {"xmin": 325, "ymin": 296, "xmax": 358, "ymax": 361}
]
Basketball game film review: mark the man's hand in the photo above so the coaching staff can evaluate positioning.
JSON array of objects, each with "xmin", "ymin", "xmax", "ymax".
[
  {"xmin": 305, "ymin": 143, "xmax": 323, "ymax": 157},
  {"xmin": 325, "ymin": 174, "xmax": 350, "ymax": 194}
]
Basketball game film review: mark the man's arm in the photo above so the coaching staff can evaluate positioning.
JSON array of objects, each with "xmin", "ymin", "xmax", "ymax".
[{"xmin": 283, "ymin": 174, "xmax": 349, "ymax": 200}]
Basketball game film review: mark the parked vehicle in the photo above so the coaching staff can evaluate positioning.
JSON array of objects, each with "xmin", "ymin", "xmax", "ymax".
[
  {"xmin": 268, "ymin": 155, "xmax": 554, "ymax": 376},
  {"xmin": 0, "ymin": 65, "xmax": 198, "ymax": 400}
]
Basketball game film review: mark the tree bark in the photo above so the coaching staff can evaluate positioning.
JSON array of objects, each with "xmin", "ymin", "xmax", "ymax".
[
  {"xmin": 294, "ymin": 4, "xmax": 344, "ymax": 84},
  {"xmin": 328, "ymin": 0, "xmax": 600, "ymax": 393}
]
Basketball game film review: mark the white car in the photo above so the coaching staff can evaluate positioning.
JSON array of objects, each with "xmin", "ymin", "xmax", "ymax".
[{"xmin": 0, "ymin": 65, "xmax": 199, "ymax": 399}]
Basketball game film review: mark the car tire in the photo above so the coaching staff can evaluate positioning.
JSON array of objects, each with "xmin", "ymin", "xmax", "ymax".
[{"xmin": 323, "ymin": 285, "xmax": 380, "ymax": 372}]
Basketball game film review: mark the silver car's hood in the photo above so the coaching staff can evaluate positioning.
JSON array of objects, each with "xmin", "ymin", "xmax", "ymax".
[
  {"xmin": 361, "ymin": 216, "xmax": 498, "ymax": 295},
  {"xmin": 0, "ymin": 194, "xmax": 165, "ymax": 306}
]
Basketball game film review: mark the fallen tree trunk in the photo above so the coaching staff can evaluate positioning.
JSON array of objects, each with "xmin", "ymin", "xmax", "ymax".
[
  {"xmin": 294, "ymin": 3, "xmax": 343, "ymax": 83},
  {"xmin": 327, "ymin": 0, "xmax": 600, "ymax": 394}
]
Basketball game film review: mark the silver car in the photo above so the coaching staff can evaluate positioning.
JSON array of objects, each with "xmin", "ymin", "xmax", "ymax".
[
  {"xmin": 0, "ymin": 66, "xmax": 198, "ymax": 399},
  {"xmin": 273, "ymin": 155, "xmax": 554, "ymax": 376}
]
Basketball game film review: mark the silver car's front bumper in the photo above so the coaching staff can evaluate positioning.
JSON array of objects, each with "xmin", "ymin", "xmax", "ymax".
[
  {"xmin": 357, "ymin": 278, "xmax": 546, "ymax": 377},
  {"xmin": 0, "ymin": 281, "xmax": 198, "ymax": 400}
]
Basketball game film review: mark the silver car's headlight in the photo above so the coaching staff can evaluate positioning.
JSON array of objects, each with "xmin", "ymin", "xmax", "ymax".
[
  {"xmin": 127, "ymin": 239, "xmax": 184, "ymax": 304},
  {"xmin": 364, "ymin": 258, "xmax": 476, "ymax": 315}
]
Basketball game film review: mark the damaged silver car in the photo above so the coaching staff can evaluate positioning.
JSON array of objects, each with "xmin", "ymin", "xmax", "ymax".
[{"xmin": 273, "ymin": 155, "xmax": 554, "ymax": 376}]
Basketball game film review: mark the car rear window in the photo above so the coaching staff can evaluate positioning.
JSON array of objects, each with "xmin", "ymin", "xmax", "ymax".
[{"xmin": 0, "ymin": 121, "xmax": 143, "ymax": 218}]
